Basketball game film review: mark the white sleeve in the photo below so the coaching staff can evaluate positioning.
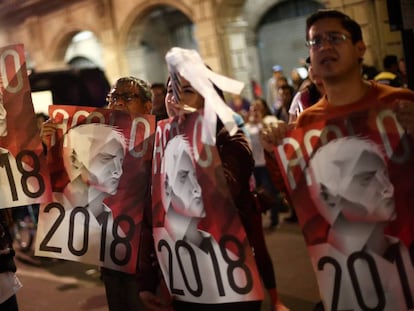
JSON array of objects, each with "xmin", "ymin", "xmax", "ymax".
[{"xmin": 289, "ymin": 91, "xmax": 303, "ymax": 116}]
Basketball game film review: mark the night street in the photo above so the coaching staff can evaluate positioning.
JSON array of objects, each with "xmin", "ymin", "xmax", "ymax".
[{"xmin": 14, "ymin": 213, "xmax": 320, "ymax": 311}]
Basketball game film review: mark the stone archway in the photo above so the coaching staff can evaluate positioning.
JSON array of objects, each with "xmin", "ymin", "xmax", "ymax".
[
  {"xmin": 49, "ymin": 25, "xmax": 103, "ymax": 69},
  {"xmin": 126, "ymin": 5, "xmax": 195, "ymax": 83},
  {"xmin": 65, "ymin": 31, "xmax": 104, "ymax": 69},
  {"xmin": 115, "ymin": 1, "xmax": 195, "ymax": 83}
]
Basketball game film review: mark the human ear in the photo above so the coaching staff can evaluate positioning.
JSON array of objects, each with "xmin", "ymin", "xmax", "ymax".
[{"xmin": 355, "ymin": 41, "xmax": 366, "ymax": 57}]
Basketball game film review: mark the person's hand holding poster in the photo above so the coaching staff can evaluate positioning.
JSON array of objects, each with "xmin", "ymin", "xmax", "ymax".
[
  {"xmin": 35, "ymin": 105, "xmax": 155, "ymax": 273},
  {"xmin": 0, "ymin": 44, "xmax": 51, "ymax": 208},
  {"xmin": 152, "ymin": 111, "xmax": 263, "ymax": 304},
  {"xmin": 274, "ymin": 103, "xmax": 414, "ymax": 310}
]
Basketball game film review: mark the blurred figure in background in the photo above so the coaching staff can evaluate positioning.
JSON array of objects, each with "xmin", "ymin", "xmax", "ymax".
[
  {"xmin": 246, "ymin": 98, "xmax": 286, "ymax": 229},
  {"xmin": 151, "ymin": 83, "xmax": 168, "ymax": 121},
  {"xmin": 266, "ymin": 65, "xmax": 284, "ymax": 114},
  {"xmin": 274, "ymin": 83, "xmax": 294, "ymax": 123},
  {"xmin": 227, "ymin": 93, "xmax": 251, "ymax": 122},
  {"xmin": 290, "ymin": 67, "xmax": 308, "ymax": 93},
  {"xmin": 361, "ymin": 63, "xmax": 379, "ymax": 81},
  {"xmin": 251, "ymin": 79, "xmax": 263, "ymax": 99},
  {"xmin": 289, "ymin": 65, "xmax": 324, "ymax": 123}
]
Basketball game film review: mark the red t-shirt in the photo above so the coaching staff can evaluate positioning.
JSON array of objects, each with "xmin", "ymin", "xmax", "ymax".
[
  {"xmin": 297, "ymin": 81, "xmax": 414, "ymax": 127},
  {"xmin": 294, "ymin": 81, "xmax": 414, "ymax": 246}
]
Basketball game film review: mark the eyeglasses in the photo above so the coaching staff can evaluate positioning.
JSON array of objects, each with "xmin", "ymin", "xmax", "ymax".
[
  {"xmin": 278, "ymin": 85, "xmax": 290, "ymax": 91},
  {"xmin": 106, "ymin": 93, "xmax": 140, "ymax": 105},
  {"xmin": 306, "ymin": 33, "xmax": 350, "ymax": 49}
]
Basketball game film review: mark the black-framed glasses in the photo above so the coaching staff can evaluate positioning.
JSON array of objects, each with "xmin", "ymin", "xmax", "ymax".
[
  {"xmin": 106, "ymin": 93, "xmax": 140, "ymax": 105},
  {"xmin": 306, "ymin": 33, "xmax": 350, "ymax": 49}
]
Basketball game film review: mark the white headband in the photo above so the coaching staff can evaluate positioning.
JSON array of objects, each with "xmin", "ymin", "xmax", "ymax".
[{"xmin": 165, "ymin": 47, "xmax": 244, "ymax": 145}]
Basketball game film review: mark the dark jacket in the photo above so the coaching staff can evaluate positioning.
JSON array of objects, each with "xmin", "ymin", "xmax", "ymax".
[
  {"xmin": 216, "ymin": 125, "xmax": 256, "ymax": 219},
  {"xmin": 0, "ymin": 210, "xmax": 17, "ymax": 273}
]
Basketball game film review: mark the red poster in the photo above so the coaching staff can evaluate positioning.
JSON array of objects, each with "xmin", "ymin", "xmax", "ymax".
[
  {"xmin": 0, "ymin": 44, "xmax": 51, "ymax": 208},
  {"xmin": 35, "ymin": 105, "xmax": 155, "ymax": 273},
  {"xmin": 152, "ymin": 112, "xmax": 263, "ymax": 303},
  {"xmin": 275, "ymin": 103, "xmax": 414, "ymax": 310}
]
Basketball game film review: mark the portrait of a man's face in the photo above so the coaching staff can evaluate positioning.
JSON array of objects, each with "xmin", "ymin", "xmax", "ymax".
[
  {"xmin": 63, "ymin": 123, "xmax": 127, "ymax": 195},
  {"xmin": 163, "ymin": 135, "xmax": 205, "ymax": 218},
  {"xmin": 339, "ymin": 150, "xmax": 395, "ymax": 222},
  {"xmin": 309, "ymin": 137, "xmax": 396, "ymax": 224},
  {"xmin": 84, "ymin": 137, "xmax": 125, "ymax": 195}
]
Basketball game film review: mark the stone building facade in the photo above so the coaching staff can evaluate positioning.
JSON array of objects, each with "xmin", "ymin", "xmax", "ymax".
[{"xmin": 0, "ymin": 0, "xmax": 404, "ymax": 98}]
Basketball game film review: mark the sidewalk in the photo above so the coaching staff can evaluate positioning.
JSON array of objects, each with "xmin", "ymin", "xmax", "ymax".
[
  {"xmin": 262, "ymin": 213, "xmax": 320, "ymax": 311},
  {"xmin": 15, "ymin": 213, "xmax": 320, "ymax": 311}
]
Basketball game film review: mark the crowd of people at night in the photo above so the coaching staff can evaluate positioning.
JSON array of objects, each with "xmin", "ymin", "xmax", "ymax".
[{"xmin": 1, "ymin": 8, "xmax": 413, "ymax": 311}]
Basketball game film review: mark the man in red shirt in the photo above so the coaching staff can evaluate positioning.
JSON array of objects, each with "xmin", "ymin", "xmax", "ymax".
[
  {"xmin": 262, "ymin": 10, "xmax": 414, "ymax": 144},
  {"xmin": 261, "ymin": 9, "xmax": 414, "ymax": 310}
]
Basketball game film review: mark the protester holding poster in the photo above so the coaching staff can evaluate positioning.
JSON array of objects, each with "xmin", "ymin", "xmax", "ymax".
[
  {"xmin": 102, "ymin": 76, "xmax": 161, "ymax": 311},
  {"xmin": 153, "ymin": 113, "xmax": 264, "ymax": 310},
  {"xmin": 0, "ymin": 43, "xmax": 52, "ymax": 311},
  {"xmin": 37, "ymin": 87, "xmax": 156, "ymax": 311},
  {"xmin": 263, "ymin": 9, "xmax": 414, "ymax": 311}
]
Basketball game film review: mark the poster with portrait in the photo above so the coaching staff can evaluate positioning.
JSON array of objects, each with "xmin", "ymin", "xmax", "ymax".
[
  {"xmin": 152, "ymin": 112, "xmax": 264, "ymax": 304},
  {"xmin": 35, "ymin": 105, "xmax": 155, "ymax": 273},
  {"xmin": 0, "ymin": 44, "xmax": 51, "ymax": 208},
  {"xmin": 274, "ymin": 102, "xmax": 414, "ymax": 310}
]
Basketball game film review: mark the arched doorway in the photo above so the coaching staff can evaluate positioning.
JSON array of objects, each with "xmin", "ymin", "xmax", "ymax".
[
  {"xmin": 31, "ymin": 30, "xmax": 110, "ymax": 109},
  {"xmin": 125, "ymin": 5, "xmax": 196, "ymax": 84},
  {"xmin": 256, "ymin": 0, "xmax": 324, "ymax": 89},
  {"xmin": 65, "ymin": 30, "xmax": 104, "ymax": 69}
]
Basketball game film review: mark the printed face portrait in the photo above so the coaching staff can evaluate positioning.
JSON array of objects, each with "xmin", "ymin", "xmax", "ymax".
[
  {"xmin": 63, "ymin": 123, "xmax": 127, "ymax": 195},
  {"xmin": 163, "ymin": 135, "xmax": 205, "ymax": 218},
  {"xmin": 337, "ymin": 150, "xmax": 395, "ymax": 222},
  {"xmin": 309, "ymin": 137, "xmax": 395, "ymax": 224}
]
